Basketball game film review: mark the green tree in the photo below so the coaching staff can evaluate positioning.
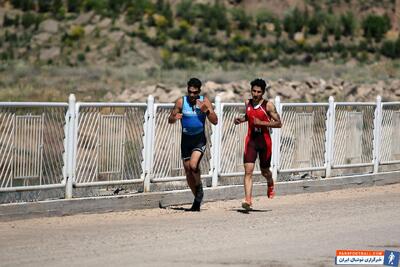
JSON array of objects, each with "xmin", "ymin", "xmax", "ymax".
[
  {"xmin": 231, "ymin": 8, "xmax": 252, "ymax": 30},
  {"xmin": 67, "ymin": 0, "xmax": 82, "ymax": 13},
  {"xmin": 381, "ymin": 38, "xmax": 400, "ymax": 58},
  {"xmin": 362, "ymin": 14, "xmax": 391, "ymax": 42},
  {"xmin": 340, "ymin": 11, "xmax": 356, "ymax": 37},
  {"xmin": 283, "ymin": 7, "xmax": 305, "ymax": 39},
  {"xmin": 21, "ymin": 12, "xmax": 38, "ymax": 29},
  {"xmin": 38, "ymin": 0, "xmax": 52, "ymax": 13}
]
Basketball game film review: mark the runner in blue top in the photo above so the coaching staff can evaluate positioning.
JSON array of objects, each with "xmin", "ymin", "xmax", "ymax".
[{"xmin": 168, "ymin": 78, "xmax": 218, "ymax": 211}]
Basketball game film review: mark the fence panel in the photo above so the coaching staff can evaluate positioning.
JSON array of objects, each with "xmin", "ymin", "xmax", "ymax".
[
  {"xmin": 219, "ymin": 104, "xmax": 252, "ymax": 175},
  {"xmin": 332, "ymin": 103, "xmax": 375, "ymax": 168},
  {"xmin": 74, "ymin": 104, "xmax": 146, "ymax": 185},
  {"xmin": 279, "ymin": 104, "xmax": 328, "ymax": 172},
  {"xmin": 380, "ymin": 103, "xmax": 400, "ymax": 164},
  {"xmin": 0, "ymin": 104, "xmax": 67, "ymax": 190},
  {"xmin": 151, "ymin": 104, "xmax": 212, "ymax": 181}
]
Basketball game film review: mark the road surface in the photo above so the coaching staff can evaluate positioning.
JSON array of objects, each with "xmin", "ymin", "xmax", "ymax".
[{"xmin": 1, "ymin": 183, "xmax": 400, "ymax": 267}]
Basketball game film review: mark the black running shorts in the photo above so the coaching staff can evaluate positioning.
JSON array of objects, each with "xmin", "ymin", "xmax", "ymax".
[{"xmin": 181, "ymin": 132, "xmax": 207, "ymax": 160}]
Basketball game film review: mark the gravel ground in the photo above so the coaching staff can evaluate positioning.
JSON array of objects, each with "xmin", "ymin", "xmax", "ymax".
[{"xmin": 1, "ymin": 183, "xmax": 399, "ymax": 267}]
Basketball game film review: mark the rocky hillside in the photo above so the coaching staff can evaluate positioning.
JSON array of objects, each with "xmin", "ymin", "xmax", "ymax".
[
  {"xmin": 0, "ymin": 0, "xmax": 400, "ymax": 102},
  {"xmin": 0, "ymin": 0, "xmax": 399, "ymax": 67}
]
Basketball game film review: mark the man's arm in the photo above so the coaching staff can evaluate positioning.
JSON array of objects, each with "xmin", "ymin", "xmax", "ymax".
[
  {"xmin": 168, "ymin": 98, "xmax": 183, "ymax": 124},
  {"xmin": 201, "ymin": 97, "xmax": 218, "ymax": 125},
  {"xmin": 254, "ymin": 101, "xmax": 282, "ymax": 128},
  {"xmin": 234, "ymin": 100, "xmax": 248, "ymax": 125}
]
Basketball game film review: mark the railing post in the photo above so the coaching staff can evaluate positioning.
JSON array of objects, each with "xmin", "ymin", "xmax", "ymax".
[
  {"xmin": 65, "ymin": 94, "xmax": 76, "ymax": 199},
  {"xmin": 272, "ymin": 96, "xmax": 281, "ymax": 181},
  {"xmin": 143, "ymin": 95, "xmax": 154, "ymax": 192},
  {"xmin": 373, "ymin": 95, "xmax": 382, "ymax": 174},
  {"xmin": 325, "ymin": 96, "xmax": 335, "ymax": 178},
  {"xmin": 212, "ymin": 96, "xmax": 222, "ymax": 187}
]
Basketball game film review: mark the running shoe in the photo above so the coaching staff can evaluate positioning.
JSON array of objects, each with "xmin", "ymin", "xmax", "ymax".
[
  {"xmin": 267, "ymin": 184, "xmax": 275, "ymax": 199},
  {"xmin": 241, "ymin": 200, "xmax": 253, "ymax": 211}
]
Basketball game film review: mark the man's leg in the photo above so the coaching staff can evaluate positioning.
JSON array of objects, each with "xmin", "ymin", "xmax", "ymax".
[
  {"xmin": 261, "ymin": 167, "xmax": 274, "ymax": 198},
  {"xmin": 183, "ymin": 159, "xmax": 196, "ymax": 195},
  {"xmin": 188, "ymin": 150, "xmax": 204, "ymax": 211},
  {"xmin": 244, "ymin": 163, "xmax": 255, "ymax": 205},
  {"xmin": 189, "ymin": 150, "xmax": 203, "ymax": 186}
]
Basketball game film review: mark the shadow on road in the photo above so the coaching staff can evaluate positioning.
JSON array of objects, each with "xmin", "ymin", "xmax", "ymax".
[
  {"xmin": 231, "ymin": 208, "xmax": 272, "ymax": 214},
  {"xmin": 166, "ymin": 207, "xmax": 209, "ymax": 212}
]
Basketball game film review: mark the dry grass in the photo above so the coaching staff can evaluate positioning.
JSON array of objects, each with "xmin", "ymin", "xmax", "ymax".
[{"xmin": 0, "ymin": 59, "xmax": 399, "ymax": 102}]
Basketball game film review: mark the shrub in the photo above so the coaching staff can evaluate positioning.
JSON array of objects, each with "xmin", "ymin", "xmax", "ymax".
[
  {"xmin": 381, "ymin": 38, "xmax": 400, "ymax": 58},
  {"xmin": 77, "ymin": 52, "xmax": 86, "ymax": 62},
  {"xmin": 324, "ymin": 13, "xmax": 340, "ymax": 35},
  {"xmin": 229, "ymin": 45, "xmax": 252, "ymax": 62},
  {"xmin": 83, "ymin": 0, "xmax": 108, "ymax": 13},
  {"xmin": 255, "ymin": 10, "xmax": 275, "ymax": 27},
  {"xmin": 308, "ymin": 11, "xmax": 330, "ymax": 35},
  {"xmin": 68, "ymin": 25, "xmax": 85, "ymax": 40},
  {"xmin": 201, "ymin": 3, "xmax": 229, "ymax": 30},
  {"xmin": 176, "ymin": 0, "xmax": 198, "ymax": 24},
  {"xmin": 3, "ymin": 14, "xmax": 16, "ymax": 27},
  {"xmin": 160, "ymin": 48, "xmax": 172, "ymax": 67},
  {"xmin": 231, "ymin": 8, "xmax": 252, "ymax": 30},
  {"xmin": 153, "ymin": 14, "xmax": 169, "ymax": 29},
  {"xmin": 10, "ymin": 0, "xmax": 23, "ymax": 9},
  {"xmin": 340, "ymin": 11, "xmax": 356, "ymax": 37},
  {"xmin": 11, "ymin": 0, "xmax": 35, "ymax": 11},
  {"xmin": 283, "ymin": 7, "xmax": 306, "ymax": 39},
  {"xmin": 126, "ymin": 0, "xmax": 154, "ymax": 24},
  {"xmin": 149, "ymin": 31, "xmax": 167, "ymax": 46},
  {"xmin": 108, "ymin": 0, "xmax": 127, "ymax": 14},
  {"xmin": 156, "ymin": 0, "xmax": 173, "ymax": 27},
  {"xmin": 307, "ymin": 15, "xmax": 320, "ymax": 35},
  {"xmin": 21, "ymin": 12, "xmax": 37, "ymax": 29},
  {"xmin": 260, "ymin": 25, "xmax": 267, "ymax": 37},
  {"xmin": 5, "ymin": 30, "xmax": 18, "ymax": 43},
  {"xmin": 38, "ymin": 0, "xmax": 52, "ymax": 13},
  {"xmin": 67, "ymin": 0, "xmax": 82, "ymax": 13},
  {"xmin": 176, "ymin": 20, "xmax": 191, "ymax": 39},
  {"xmin": 362, "ymin": 14, "xmax": 391, "ymax": 42},
  {"xmin": 174, "ymin": 55, "xmax": 196, "ymax": 69}
]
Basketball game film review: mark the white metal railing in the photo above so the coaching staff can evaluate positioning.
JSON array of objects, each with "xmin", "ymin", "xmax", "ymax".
[
  {"xmin": 72, "ymin": 102, "xmax": 147, "ymax": 188},
  {"xmin": 0, "ymin": 102, "xmax": 68, "ymax": 192},
  {"xmin": 1, "ymin": 95, "xmax": 399, "ymax": 198},
  {"xmin": 380, "ymin": 101, "xmax": 400, "ymax": 165}
]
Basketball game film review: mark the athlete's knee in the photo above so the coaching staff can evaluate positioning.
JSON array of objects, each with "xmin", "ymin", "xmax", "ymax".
[
  {"xmin": 261, "ymin": 169, "xmax": 272, "ymax": 177},
  {"xmin": 189, "ymin": 161, "xmax": 200, "ymax": 173},
  {"xmin": 244, "ymin": 169, "xmax": 253, "ymax": 177}
]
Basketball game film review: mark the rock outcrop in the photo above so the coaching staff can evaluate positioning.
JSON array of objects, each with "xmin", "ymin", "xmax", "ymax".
[{"xmin": 105, "ymin": 78, "xmax": 400, "ymax": 103}]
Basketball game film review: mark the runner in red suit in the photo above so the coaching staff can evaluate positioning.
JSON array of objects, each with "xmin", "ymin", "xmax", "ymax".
[{"xmin": 234, "ymin": 78, "xmax": 282, "ymax": 210}]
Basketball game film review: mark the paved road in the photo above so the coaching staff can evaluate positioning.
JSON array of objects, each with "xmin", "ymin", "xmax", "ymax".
[{"xmin": 1, "ymin": 184, "xmax": 399, "ymax": 267}]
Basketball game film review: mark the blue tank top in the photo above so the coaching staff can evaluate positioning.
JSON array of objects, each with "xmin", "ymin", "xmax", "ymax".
[{"xmin": 181, "ymin": 95, "xmax": 206, "ymax": 135}]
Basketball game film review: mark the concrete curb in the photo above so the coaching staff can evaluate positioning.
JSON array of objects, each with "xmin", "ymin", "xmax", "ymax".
[{"xmin": 1, "ymin": 171, "xmax": 399, "ymax": 221}]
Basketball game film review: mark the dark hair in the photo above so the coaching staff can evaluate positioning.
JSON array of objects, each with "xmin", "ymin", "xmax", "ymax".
[
  {"xmin": 187, "ymin": 77, "xmax": 202, "ymax": 90},
  {"xmin": 250, "ymin": 78, "xmax": 269, "ymax": 92}
]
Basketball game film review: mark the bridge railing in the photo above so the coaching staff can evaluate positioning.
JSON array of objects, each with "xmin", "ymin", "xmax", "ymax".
[
  {"xmin": 1, "ymin": 95, "xmax": 399, "ymax": 198},
  {"xmin": 0, "ymin": 102, "xmax": 68, "ymax": 192}
]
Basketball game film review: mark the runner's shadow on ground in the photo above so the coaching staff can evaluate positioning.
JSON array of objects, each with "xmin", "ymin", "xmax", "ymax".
[
  {"xmin": 167, "ymin": 207, "xmax": 208, "ymax": 212},
  {"xmin": 231, "ymin": 208, "xmax": 272, "ymax": 214}
]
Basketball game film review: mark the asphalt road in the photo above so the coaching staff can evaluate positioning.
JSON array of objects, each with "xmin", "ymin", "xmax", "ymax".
[{"xmin": 1, "ymin": 183, "xmax": 399, "ymax": 267}]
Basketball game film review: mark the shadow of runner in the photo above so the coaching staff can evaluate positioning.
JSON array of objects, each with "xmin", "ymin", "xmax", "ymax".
[
  {"xmin": 167, "ymin": 207, "xmax": 208, "ymax": 212},
  {"xmin": 230, "ymin": 208, "xmax": 272, "ymax": 214}
]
